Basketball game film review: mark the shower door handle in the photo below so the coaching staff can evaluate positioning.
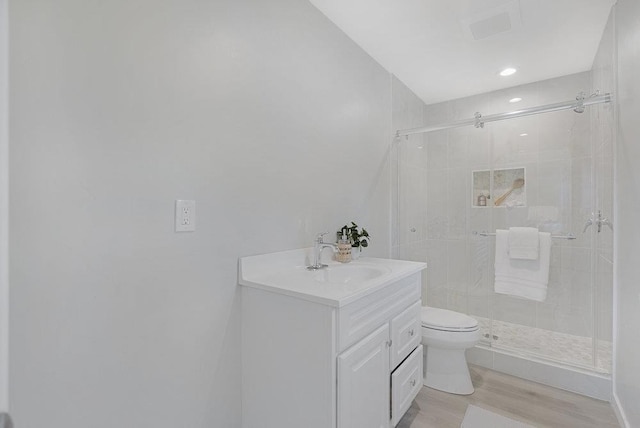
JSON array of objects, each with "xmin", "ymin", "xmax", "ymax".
[
  {"xmin": 598, "ymin": 211, "xmax": 613, "ymax": 232},
  {"xmin": 583, "ymin": 212, "xmax": 613, "ymax": 233}
]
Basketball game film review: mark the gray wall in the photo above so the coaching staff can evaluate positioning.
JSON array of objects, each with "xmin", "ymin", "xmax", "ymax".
[
  {"xmin": 9, "ymin": 0, "xmax": 394, "ymax": 426},
  {"xmin": 614, "ymin": 0, "xmax": 640, "ymax": 426}
]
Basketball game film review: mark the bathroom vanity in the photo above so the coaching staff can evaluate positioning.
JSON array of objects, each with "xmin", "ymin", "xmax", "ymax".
[{"xmin": 239, "ymin": 248, "xmax": 426, "ymax": 428}]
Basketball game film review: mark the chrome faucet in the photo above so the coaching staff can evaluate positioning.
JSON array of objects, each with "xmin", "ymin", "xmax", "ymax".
[{"xmin": 307, "ymin": 232, "xmax": 338, "ymax": 270}]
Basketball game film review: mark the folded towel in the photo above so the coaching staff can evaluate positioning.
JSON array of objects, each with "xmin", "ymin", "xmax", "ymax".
[
  {"xmin": 495, "ymin": 229, "xmax": 551, "ymax": 302},
  {"xmin": 508, "ymin": 227, "xmax": 539, "ymax": 260}
]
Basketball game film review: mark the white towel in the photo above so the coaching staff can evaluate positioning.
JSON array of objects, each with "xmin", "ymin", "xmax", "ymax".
[
  {"xmin": 508, "ymin": 227, "xmax": 539, "ymax": 260},
  {"xmin": 495, "ymin": 229, "xmax": 551, "ymax": 302}
]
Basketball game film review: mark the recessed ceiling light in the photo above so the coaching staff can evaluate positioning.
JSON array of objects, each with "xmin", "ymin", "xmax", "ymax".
[
  {"xmin": 509, "ymin": 97, "xmax": 522, "ymax": 103},
  {"xmin": 520, "ymin": 133, "xmax": 528, "ymax": 137},
  {"xmin": 499, "ymin": 67, "xmax": 517, "ymax": 77}
]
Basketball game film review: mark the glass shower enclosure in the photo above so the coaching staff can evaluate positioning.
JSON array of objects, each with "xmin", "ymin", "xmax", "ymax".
[{"xmin": 392, "ymin": 71, "xmax": 614, "ymax": 375}]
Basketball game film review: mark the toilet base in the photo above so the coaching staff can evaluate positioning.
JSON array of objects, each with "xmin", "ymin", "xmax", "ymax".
[{"xmin": 423, "ymin": 346, "xmax": 474, "ymax": 395}]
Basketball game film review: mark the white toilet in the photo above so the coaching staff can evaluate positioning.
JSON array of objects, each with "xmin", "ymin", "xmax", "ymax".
[{"xmin": 421, "ymin": 306, "xmax": 481, "ymax": 395}]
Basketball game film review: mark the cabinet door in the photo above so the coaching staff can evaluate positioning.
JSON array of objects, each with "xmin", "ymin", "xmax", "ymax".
[{"xmin": 338, "ymin": 324, "xmax": 390, "ymax": 428}]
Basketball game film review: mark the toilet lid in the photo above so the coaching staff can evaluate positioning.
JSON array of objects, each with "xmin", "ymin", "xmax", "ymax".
[{"xmin": 421, "ymin": 307, "xmax": 479, "ymax": 332}]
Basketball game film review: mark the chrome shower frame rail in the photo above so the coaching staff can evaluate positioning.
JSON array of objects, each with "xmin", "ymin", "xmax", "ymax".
[
  {"xmin": 396, "ymin": 92, "xmax": 611, "ymax": 137},
  {"xmin": 472, "ymin": 230, "xmax": 576, "ymax": 240}
]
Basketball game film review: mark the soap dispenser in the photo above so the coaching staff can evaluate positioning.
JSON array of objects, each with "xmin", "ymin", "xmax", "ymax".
[{"xmin": 336, "ymin": 228, "xmax": 352, "ymax": 263}]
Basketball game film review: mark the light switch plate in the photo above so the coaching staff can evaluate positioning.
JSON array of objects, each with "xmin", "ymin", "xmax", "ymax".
[{"xmin": 175, "ymin": 200, "xmax": 196, "ymax": 232}]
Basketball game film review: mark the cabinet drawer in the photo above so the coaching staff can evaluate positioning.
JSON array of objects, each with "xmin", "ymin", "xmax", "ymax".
[
  {"xmin": 390, "ymin": 300, "xmax": 422, "ymax": 369},
  {"xmin": 391, "ymin": 345, "xmax": 423, "ymax": 427},
  {"xmin": 337, "ymin": 273, "xmax": 421, "ymax": 352}
]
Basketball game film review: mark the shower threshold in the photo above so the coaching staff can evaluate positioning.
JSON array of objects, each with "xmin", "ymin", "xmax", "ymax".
[{"xmin": 475, "ymin": 317, "xmax": 612, "ymax": 374}]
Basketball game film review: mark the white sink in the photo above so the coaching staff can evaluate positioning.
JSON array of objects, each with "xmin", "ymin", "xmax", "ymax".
[
  {"xmin": 239, "ymin": 248, "xmax": 426, "ymax": 307},
  {"xmin": 312, "ymin": 264, "xmax": 391, "ymax": 284}
]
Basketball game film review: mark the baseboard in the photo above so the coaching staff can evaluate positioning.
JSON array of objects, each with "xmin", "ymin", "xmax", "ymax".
[{"xmin": 611, "ymin": 390, "xmax": 629, "ymax": 428}]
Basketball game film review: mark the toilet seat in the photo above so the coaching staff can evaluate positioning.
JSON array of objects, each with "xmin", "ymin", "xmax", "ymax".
[{"xmin": 421, "ymin": 307, "xmax": 479, "ymax": 332}]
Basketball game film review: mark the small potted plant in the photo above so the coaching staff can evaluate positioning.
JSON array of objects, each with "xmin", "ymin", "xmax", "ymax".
[{"xmin": 337, "ymin": 222, "xmax": 370, "ymax": 259}]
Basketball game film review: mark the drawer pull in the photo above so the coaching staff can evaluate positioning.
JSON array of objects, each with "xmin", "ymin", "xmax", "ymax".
[
  {"xmin": 410, "ymin": 379, "xmax": 416, "ymax": 387},
  {"xmin": 386, "ymin": 340, "xmax": 393, "ymax": 348},
  {"xmin": 408, "ymin": 328, "xmax": 415, "ymax": 337}
]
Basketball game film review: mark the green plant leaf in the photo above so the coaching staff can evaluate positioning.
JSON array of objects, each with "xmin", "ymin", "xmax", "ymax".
[{"xmin": 337, "ymin": 222, "xmax": 371, "ymax": 246}]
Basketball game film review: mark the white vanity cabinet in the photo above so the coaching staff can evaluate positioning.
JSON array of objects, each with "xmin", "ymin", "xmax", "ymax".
[
  {"xmin": 239, "ymin": 250, "xmax": 426, "ymax": 428},
  {"xmin": 336, "ymin": 275, "xmax": 423, "ymax": 428}
]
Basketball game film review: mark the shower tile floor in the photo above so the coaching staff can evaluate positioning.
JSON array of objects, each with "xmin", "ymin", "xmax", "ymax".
[{"xmin": 476, "ymin": 317, "xmax": 612, "ymax": 373}]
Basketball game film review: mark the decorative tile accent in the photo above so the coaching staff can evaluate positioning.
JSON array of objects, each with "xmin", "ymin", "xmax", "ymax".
[{"xmin": 477, "ymin": 317, "xmax": 612, "ymax": 373}]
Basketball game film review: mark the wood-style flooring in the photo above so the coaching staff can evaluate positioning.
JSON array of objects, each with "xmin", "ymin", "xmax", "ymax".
[{"xmin": 397, "ymin": 365, "xmax": 619, "ymax": 428}]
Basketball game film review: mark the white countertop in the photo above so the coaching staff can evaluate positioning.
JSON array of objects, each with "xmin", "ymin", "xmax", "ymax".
[{"xmin": 238, "ymin": 248, "xmax": 426, "ymax": 307}]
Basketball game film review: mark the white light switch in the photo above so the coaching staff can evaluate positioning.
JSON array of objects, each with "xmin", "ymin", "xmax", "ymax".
[{"xmin": 175, "ymin": 200, "xmax": 196, "ymax": 232}]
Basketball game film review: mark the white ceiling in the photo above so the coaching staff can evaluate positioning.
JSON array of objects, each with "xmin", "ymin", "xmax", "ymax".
[{"xmin": 308, "ymin": 0, "xmax": 616, "ymax": 104}]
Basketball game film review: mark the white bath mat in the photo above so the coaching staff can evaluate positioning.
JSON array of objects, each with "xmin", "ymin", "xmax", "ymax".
[{"xmin": 461, "ymin": 404, "xmax": 536, "ymax": 428}]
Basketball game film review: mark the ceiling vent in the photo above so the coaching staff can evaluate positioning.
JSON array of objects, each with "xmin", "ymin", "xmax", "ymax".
[{"xmin": 460, "ymin": 1, "xmax": 522, "ymax": 41}]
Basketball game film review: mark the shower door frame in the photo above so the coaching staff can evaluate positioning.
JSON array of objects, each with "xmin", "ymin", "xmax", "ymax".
[
  {"xmin": 394, "ymin": 91, "xmax": 614, "ymax": 375},
  {"xmin": 0, "ymin": 0, "xmax": 9, "ymax": 412}
]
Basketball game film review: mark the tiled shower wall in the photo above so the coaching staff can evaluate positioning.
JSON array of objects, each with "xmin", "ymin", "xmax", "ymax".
[{"xmin": 393, "ymin": 71, "xmax": 614, "ymax": 355}]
